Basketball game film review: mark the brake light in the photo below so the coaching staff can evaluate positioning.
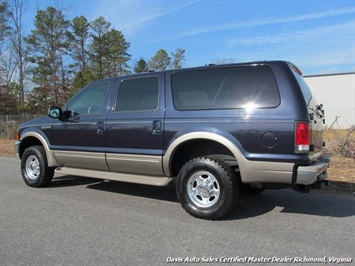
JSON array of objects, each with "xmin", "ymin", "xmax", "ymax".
[
  {"xmin": 295, "ymin": 121, "xmax": 310, "ymax": 153},
  {"xmin": 290, "ymin": 64, "xmax": 303, "ymax": 76}
]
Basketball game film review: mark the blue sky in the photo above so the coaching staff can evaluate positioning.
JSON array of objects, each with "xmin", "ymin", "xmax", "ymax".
[{"xmin": 24, "ymin": 0, "xmax": 355, "ymax": 75}]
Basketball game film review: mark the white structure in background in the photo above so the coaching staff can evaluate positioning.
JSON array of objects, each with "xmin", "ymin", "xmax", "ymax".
[{"xmin": 304, "ymin": 72, "xmax": 355, "ymax": 129}]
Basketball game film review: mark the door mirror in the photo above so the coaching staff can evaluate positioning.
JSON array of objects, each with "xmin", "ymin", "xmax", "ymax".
[{"xmin": 48, "ymin": 106, "xmax": 63, "ymax": 119}]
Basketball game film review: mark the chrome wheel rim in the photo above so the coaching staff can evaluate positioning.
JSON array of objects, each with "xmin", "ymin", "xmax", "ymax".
[
  {"xmin": 25, "ymin": 155, "xmax": 40, "ymax": 180},
  {"xmin": 187, "ymin": 171, "xmax": 220, "ymax": 208}
]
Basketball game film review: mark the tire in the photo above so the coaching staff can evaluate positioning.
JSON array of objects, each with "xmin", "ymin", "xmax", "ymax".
[
  {"xmin": 176, "ymin": 157, "xmax": 238, "ymax": 220},
  {"xmin": 240, "ymin": 184, "xmax": 265, "ymax": 195},
  {"xmin": 21, "ymin": 146, "xmax": 54, "ymax": 187}
]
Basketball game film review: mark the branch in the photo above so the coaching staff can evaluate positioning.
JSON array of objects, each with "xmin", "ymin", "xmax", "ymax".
[{"xmin": 329, "ymin": 115, "xmax": 341, "ymax": 129}]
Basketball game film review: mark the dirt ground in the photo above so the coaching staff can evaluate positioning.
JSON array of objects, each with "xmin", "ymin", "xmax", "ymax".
[
  {"xmin": 0, "ymin": 139, "xmax": 16, "ymax": 157},
  {"xmin": 1, "ymin": 139, "xmax": 354, "ymax": 193}
]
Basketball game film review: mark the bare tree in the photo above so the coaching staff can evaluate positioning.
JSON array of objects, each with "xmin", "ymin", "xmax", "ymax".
[
  {"xmin": 7, "ymin": 0, "xmax": 28, "ymax": 103},
  {"xmin": 0, "ymin": 0, "xmax": 11, "ymax": 85}
]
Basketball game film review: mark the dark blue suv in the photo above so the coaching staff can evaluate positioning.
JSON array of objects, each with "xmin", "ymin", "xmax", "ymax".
[{"xmin": 15, "ymin": 61, "xmax": 330, "ymax": 219}]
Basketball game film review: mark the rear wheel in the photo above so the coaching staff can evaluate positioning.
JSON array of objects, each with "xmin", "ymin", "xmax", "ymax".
[
  {"xmin": 176, "ymin": 157, "xmax": 238, "ymax": 220},
  {"xmin": 21, "ymin": 146, "xmax": 54, "ymax": 187}
]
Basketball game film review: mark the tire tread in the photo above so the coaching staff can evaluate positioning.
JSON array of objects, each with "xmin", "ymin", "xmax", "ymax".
[
  {"xmin": 176, "ymin": 156, "xmax": 239, "ymax": 220},
  {"xmin": 21, "ymin": 146, "xmax": 54, "ymax": 187}
]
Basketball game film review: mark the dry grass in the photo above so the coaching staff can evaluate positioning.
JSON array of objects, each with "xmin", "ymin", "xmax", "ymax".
[
  {"xmin": 324, "ymin": 128, "xmax": 355, "ymax": 159},
  {"xmin": 327, "ymin": 157, "xmax": 355, "ymax": 183},
  {"xmin": 0, "ymin": 139, "xmax": 16, "ymax": 157}
]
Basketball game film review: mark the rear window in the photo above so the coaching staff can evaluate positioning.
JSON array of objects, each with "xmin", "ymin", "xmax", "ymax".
[{"xmin": 172, "ymin": 65, "xmax": 280, "ymax": 110}]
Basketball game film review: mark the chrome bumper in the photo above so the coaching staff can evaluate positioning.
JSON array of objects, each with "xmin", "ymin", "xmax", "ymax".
[{"xmin": 296, "ymin": 155, "xmax": 331, "ymax": 185}]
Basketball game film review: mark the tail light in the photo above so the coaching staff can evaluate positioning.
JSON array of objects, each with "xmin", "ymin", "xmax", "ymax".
[{"xmin": 295, "ymin": 121, "xmax": 310, "ymax": 153}]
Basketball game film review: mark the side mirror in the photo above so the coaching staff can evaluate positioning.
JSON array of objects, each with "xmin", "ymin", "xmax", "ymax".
[{"xmin": 48, "ymin": 106, "xmax": 63, "ymax": 119}]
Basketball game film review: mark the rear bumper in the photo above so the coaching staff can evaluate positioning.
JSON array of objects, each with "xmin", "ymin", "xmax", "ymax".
[{"xmin": 295, "ymin": 155, "xmax": 331, "ymax": 185}]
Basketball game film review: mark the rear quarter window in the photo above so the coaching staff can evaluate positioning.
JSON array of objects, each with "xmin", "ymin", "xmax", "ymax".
[{"xmin": 172, "ymin": 65, "xmax": 280, "ymax": 110}]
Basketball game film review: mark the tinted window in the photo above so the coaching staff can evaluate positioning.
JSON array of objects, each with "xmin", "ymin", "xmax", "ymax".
[
  {"xmin": 67, "ymin": 82, "xmax": 109, "ymax": 115},
  {"xmin": 115, "ymin": 77, "xmax": 158, "ymax": 112},
  {"xmin": 172, "ymin": 66, "xmax": 280, "ymax": 110}
]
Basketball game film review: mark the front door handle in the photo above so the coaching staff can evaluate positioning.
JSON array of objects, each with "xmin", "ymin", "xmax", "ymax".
[
  {"xmin": 152, "ymin": 120, "xmax": 162, "ymax": 135},
  {"xmin": 97, "ymin": 121, "xmax": 104, "ymax": 134}
]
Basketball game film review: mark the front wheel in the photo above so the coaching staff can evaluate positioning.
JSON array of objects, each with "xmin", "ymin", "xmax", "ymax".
[
  {"xmin": 176, "ymin": 157, "xmax": 238, "ymax": 220},
  {"xmin": 21, "ymin": 146, "xmax": 54, "ymax": 187}
]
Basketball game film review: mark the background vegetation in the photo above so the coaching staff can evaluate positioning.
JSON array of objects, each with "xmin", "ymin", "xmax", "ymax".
[
  {"xmin": 0, "ymin": 0, "xmax": 186, "ymax": 114},
  {"xmin": 2, "ymin": 0, "xmax": 354, "ymax": 160}
]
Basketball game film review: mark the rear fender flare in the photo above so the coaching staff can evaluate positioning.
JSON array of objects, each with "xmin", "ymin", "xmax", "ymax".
[{"xmin": 163, "ymin": 131, "xmax": 246, "ymax": 177}]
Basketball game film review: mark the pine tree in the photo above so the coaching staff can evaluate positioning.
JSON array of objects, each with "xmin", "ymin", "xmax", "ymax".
[
  {"xmin": 70, "ymin": 68, "xmax": 94, "ymax": 97},
  {"xmin": 134, "ymin": 58, "xmax": 148, "ymax": 73},
  {"xmin": 148, "ymin": 49, "xmax": 171, "ymax": 71},
  {"xmin": 67, "ymin": 15, "xmax": 90, "ymax": 71},
  {"xmin": 25, "ymin": 6, "xmax": 70, "ymax": 107},
  {"xmin": 103, "ymin": 29, "xmax": 130, "ymax": 76},
  {"xmin": 171, "ymin": 48, "xmax": 185, "ymax": 69},
  {"xmin": 89, "ymin": 17, "xmax": 130, "ymax": 78},
  {"xmin": 89, "ymin": 16, "xmax": 111, "ymax": 78}
]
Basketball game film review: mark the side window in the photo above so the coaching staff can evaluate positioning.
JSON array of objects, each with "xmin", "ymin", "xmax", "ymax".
[
  {"xmin": 67, "ymin": 82, "xmax": 110, "ymax": 116},
  {"xmin": 172, "ymin": 66, "xmax": 280, "ymax": 110},
  {"xmin": 115, "ymin": 77, "xmax": 158, "ymax": 112}
]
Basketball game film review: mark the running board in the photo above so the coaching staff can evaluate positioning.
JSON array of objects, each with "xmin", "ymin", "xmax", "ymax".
[{"xmin": 55, "ymin": 167, "xmax": 172, "ymax": 186}]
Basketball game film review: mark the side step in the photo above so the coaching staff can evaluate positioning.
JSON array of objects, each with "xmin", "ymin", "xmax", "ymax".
[{"xmin": 56, "ymin": 167, "xmax": 172, "ymax": 186}]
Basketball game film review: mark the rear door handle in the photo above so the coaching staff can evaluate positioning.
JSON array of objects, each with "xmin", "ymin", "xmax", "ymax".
[{"xmin": 152, "ymin": 120, "xmax": 162, "ymax": 135}]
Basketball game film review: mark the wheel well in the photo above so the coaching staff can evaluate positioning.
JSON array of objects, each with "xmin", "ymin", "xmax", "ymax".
[
  {"xmin": 19, "ymin": 137, "xmax": 43, "ymax": 158},
  {"xmin": 170, "ymin": 139, "xmax": 238, "ymax": 177}
]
